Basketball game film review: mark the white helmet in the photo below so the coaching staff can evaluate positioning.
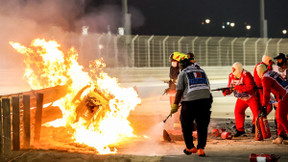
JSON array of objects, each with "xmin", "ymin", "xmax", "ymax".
[
  {"xmin": 256, "ymin": 64, "xmax": 267, "ymax": 78},
  {"xmin": 232, "ymin": 62, "xmax": 243, "ymax": 78},
  {"xmin": 261, "ymin": 55, "xmax": 272, "ymax": 66}
]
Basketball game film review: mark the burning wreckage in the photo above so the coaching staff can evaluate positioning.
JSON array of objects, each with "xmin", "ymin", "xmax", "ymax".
[
  {"xmin": 73, "ymin": 84, "xmax": 115, "ymax": 127},
  {"xmin": 9, "ymin": 38, "xmax": 141, "ymax": 154}
]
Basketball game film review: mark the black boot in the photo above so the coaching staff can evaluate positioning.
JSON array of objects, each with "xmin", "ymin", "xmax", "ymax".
[
  {"xmin": 183, "ymin": 149, "xmax": 192, "ymax": 155},
  {"xmin": 252, "ymin": 124, "xmax": 255, "ymax": 133},
  {"xmin": 279, "ymin": 134, "xmax": 288, "ymax": 140},
  {"xmin": 234, "ymin": 130, "xmax": 245, "ymax": 137}
]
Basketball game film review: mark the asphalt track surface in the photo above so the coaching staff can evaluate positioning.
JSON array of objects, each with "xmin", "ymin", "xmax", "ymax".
[{"xmin": 1, "ymin": 71, "xmax": 287, "ymax": 162}]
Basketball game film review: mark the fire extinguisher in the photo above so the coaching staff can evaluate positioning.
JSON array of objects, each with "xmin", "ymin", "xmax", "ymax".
[
  {"xmin": 221, "ymin": 132, "xmax": 233, "ymax": 140},
  {"xmin": 259, "ymin": 115, "xmax": 271, "ymax": 139},
  {"xmin": 249, "ymin": 153, "xmax": 280, "ymax": 162},
  {"xmin": 255, "ymin": 116, "xmax": 263, "ymax": 141}
]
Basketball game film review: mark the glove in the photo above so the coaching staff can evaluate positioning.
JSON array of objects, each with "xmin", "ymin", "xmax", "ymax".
[
  {"xmin": 170, "ymin": 104, "xmax": 179, "ymax": 116},
  {"xmin": 163, "ymin": 88, "xmax": 170, "ymax": 95},
  {"xmin": 222, "ymin": 87, "xmax": 233, "ymax": 96},
  {"xmin": 261, "ymin": 106, "xmax": 267, "ymax": 117},
  {"xmin": 222, "ymin": 89, "xmax": 227, "ymax": 96}
]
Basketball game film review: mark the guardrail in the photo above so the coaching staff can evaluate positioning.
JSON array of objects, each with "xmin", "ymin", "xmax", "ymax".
[
  {"xmin": 103, "ymin": 66, "xmax": 255, "ymax": 82},
  {"xmin": 0, "ymin": 93, "xmax": 43, "ymax": 155},
  {"xmin": 0, "ymin": 85, "xmax": 69, "ymax": 155}
]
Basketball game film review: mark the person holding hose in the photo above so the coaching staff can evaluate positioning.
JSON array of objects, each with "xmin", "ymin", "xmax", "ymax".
[
  {"xmin": 223, "ymin": 62, "xmax": 261, "ymax": 137},
  {"xmin": 165, "ymin": 52, "xmax": 187, "ymax": 130},
  {"xmin": 170, "ymin": 58, "xmax": 212, "ymax": 156}
]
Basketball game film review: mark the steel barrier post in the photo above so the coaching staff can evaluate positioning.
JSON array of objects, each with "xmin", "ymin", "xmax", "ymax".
[
  {"xmin": 255, "ymin": 38, "xmax": 261, "ymax": 64},
  {"xmin": 276, "ymin": 38, "xmax": 283, "ymax": 55},
  {"xmin": 192, "ymin": 36, "xmax": 198, "ymax": 54},
  {"xmin": 113, "ymin": 35, "xmax": 121, "ymax": 67},
  {"xmin": 34, "ymin": 93, "xmax": 43, "ymax": 143},
  {"xmin": 97, "ymin": 34, "xmax": 104, "ymax": 58},
  {"xmin": 0, "ymin": 99, "xmax": 2, "ymax": 154},
  {"xmin": 147, "ymin": 35, "xmax": 154, "ymax": 67},
  {"xmin": 23, "ymin": 95, "xmax": 30, "ymax": 148},
  {"xmin": 12, "ymin": 97, "xmax": 20, "ymax": 151},
  {"xmin": 2, "ymin": 98, "xmax": 11, "ymax": 154},
  {"xmin": 178, "ymin": 36, "xmax": 185, "ymax": 52},
  {"xmin": 131, "ymin": 35, "xmax": 139, "ymax": 67},
  {"xmin": 218, "ymin": 37, "xmax": 225, "ymax": 66},
  {"xmin": 243, "ymin": 38, "xmax": 249, "ymax": 66},
  {"xmin": 231, "ymin": 38, "xmax": 238, "ymax": 65},
  {"xmin": 264, "ymin": 38, "xmax": 272, "ymax": 55},
  {"xmin": 163, "ymin": 36, "xmax": 169, "ymax": 67},
  {"xmin": 205, "ymin": 37, "xmax": 212, "ymax": 66}
]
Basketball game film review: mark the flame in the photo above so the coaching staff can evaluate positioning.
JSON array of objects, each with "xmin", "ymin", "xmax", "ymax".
[{"xmin": 9, "ymin": 39, "xmax": 141, "ymax": 154}]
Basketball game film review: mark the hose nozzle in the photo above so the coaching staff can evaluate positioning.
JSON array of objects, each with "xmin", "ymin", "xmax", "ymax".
[{"xmin": 163, "ymin": 114, "xmax": 171, "ymax": 123}]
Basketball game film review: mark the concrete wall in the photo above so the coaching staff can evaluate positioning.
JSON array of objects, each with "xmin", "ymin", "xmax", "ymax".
[{"xmin": 104, "ymin": 66, "xmax": 255, "ymax": 82}]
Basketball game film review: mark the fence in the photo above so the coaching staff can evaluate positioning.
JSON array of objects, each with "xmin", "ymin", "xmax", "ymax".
[{"xmin": 72, "ymin": 34, "xmax": 288, "ymax": 68}]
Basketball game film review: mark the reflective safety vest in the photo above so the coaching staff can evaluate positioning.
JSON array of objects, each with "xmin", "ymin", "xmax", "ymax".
[{"xmin": 183, "ymin": 65, "xmax": 210, "ymax": 94}]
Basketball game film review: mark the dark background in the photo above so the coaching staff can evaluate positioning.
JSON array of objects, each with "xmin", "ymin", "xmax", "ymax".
[{"xmin": 84, "ymin": 0, "xmax": 288, "ymax": 38}]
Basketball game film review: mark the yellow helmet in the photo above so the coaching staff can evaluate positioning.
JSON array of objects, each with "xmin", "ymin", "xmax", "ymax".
[{"xmin": 169, "ymin": 52, "xmax": 187, "ymax": 62}]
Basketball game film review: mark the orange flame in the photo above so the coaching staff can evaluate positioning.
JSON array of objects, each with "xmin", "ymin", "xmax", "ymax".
[{"xmin": 9, "ymin": 39, "xmax": 141, "ymax": 154}]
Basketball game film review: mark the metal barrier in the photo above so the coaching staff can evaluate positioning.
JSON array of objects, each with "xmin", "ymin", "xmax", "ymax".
[
  {"xmin": 71, "ymin": 34, "xmax": 288, "ymax": 68},
  {"xmin": 0, "ymin": 93, "xmax": 43, "ymax": 155}
]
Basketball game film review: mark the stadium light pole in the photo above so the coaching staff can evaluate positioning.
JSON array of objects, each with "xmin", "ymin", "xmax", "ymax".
[
  {"xmin": 260, "ymin": 0, "xmax": 268, "ymax": 38},
  {"xmin": 122, "ymin": 0, "xmax": 131, "ymax": 35}
]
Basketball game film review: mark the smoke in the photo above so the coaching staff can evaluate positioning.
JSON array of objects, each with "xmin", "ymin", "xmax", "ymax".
[
  {"xmin": 0, "ymin": 0, "xmax": 147, "ymax": 69},
  {"xmin": 0, "ymin": 0, "xmax": 82, "ymax": 68},
  {"xmin": 121, "ymin": 121, "xmax": 182, "ymax": 156},
  {"xmin": 130, "ymin": 6, "xmax": 145, "ymax": 29},
  {"xmin": 75, "ymin": 4, "xmax": 122, "ymax": 34},
  {"xmin": 0, "ymin": 0, "xmax": 83, "ymax": 30}
]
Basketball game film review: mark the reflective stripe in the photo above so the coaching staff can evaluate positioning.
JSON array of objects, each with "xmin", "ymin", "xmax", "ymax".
[
  {"xmin": 183, "ymin": 66, "xmax": 209, "ymax": 94},
  {"xmin": 265, "ymin": 71, "xmax": 288, "ymax": 91}
]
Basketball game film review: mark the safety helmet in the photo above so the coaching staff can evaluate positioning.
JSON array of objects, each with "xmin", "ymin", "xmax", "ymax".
[
  {"xmin": 170, "ymin": 52, "xmax": 187, "ymax": 62},
  {"xmin": 261, "ymin": 55, "xmax": 272, "ymax": 66},
  {"xmin": 232, "ymin": 62, "xmax": 243, "ymax": 78},
  {"xmin": 256, "ymin": 64, "xmax": 267, "ymax": 78}
]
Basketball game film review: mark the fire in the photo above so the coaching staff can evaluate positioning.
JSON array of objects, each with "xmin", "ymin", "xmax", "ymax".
[{"xmin": 9, "ymin": 38, "xmax": 141, "ymax": 154}]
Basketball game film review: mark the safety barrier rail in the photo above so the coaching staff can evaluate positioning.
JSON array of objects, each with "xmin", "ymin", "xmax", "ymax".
[{"xmin": 0, "ymin": 92, "xmax": 44, "ymax": 155}]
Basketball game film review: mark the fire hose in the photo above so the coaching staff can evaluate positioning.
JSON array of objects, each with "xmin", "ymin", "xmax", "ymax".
[
  {"xmin": 163, "ymin": 114, "xmax": 171, "ymax": 123},
  {"xmin": 163, "ymin": 105, "xmax": 182, "ymax": 123}
]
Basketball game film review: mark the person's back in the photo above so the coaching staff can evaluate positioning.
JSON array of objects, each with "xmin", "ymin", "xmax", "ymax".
[
  {"xmin": 262, "ymin": 70, "xmax": 287, "ymax": 103},
  {"xmin": 170, "ymin": 59, "xmax": 212, "ymax": 156},
  {"xmin": 178, "ymin": 64, "xmax": 211, "ymax": 102}
]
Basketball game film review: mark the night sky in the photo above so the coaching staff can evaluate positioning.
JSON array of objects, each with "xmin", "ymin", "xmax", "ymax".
[{"xmin": 85, "ymin": 0, "xmax": 288, "ymax": 38}]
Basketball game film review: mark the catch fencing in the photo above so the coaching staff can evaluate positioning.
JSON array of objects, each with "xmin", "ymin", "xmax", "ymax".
[{"xmin": 75, "ymin": 34, "xmax": 288, "ymax": 68}]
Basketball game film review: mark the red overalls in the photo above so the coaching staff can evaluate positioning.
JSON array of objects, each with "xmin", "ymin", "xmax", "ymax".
[
  {"xmin": 224, "ymin": 70, "xmax": 261, "ymax": 131},
  {"xmin": 261, "ymin": 70, "xmax": 288, "ymax": 136},
  {"xmin": 253, "ymin": 62, "xmax": 273, "ymax": 114}
]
